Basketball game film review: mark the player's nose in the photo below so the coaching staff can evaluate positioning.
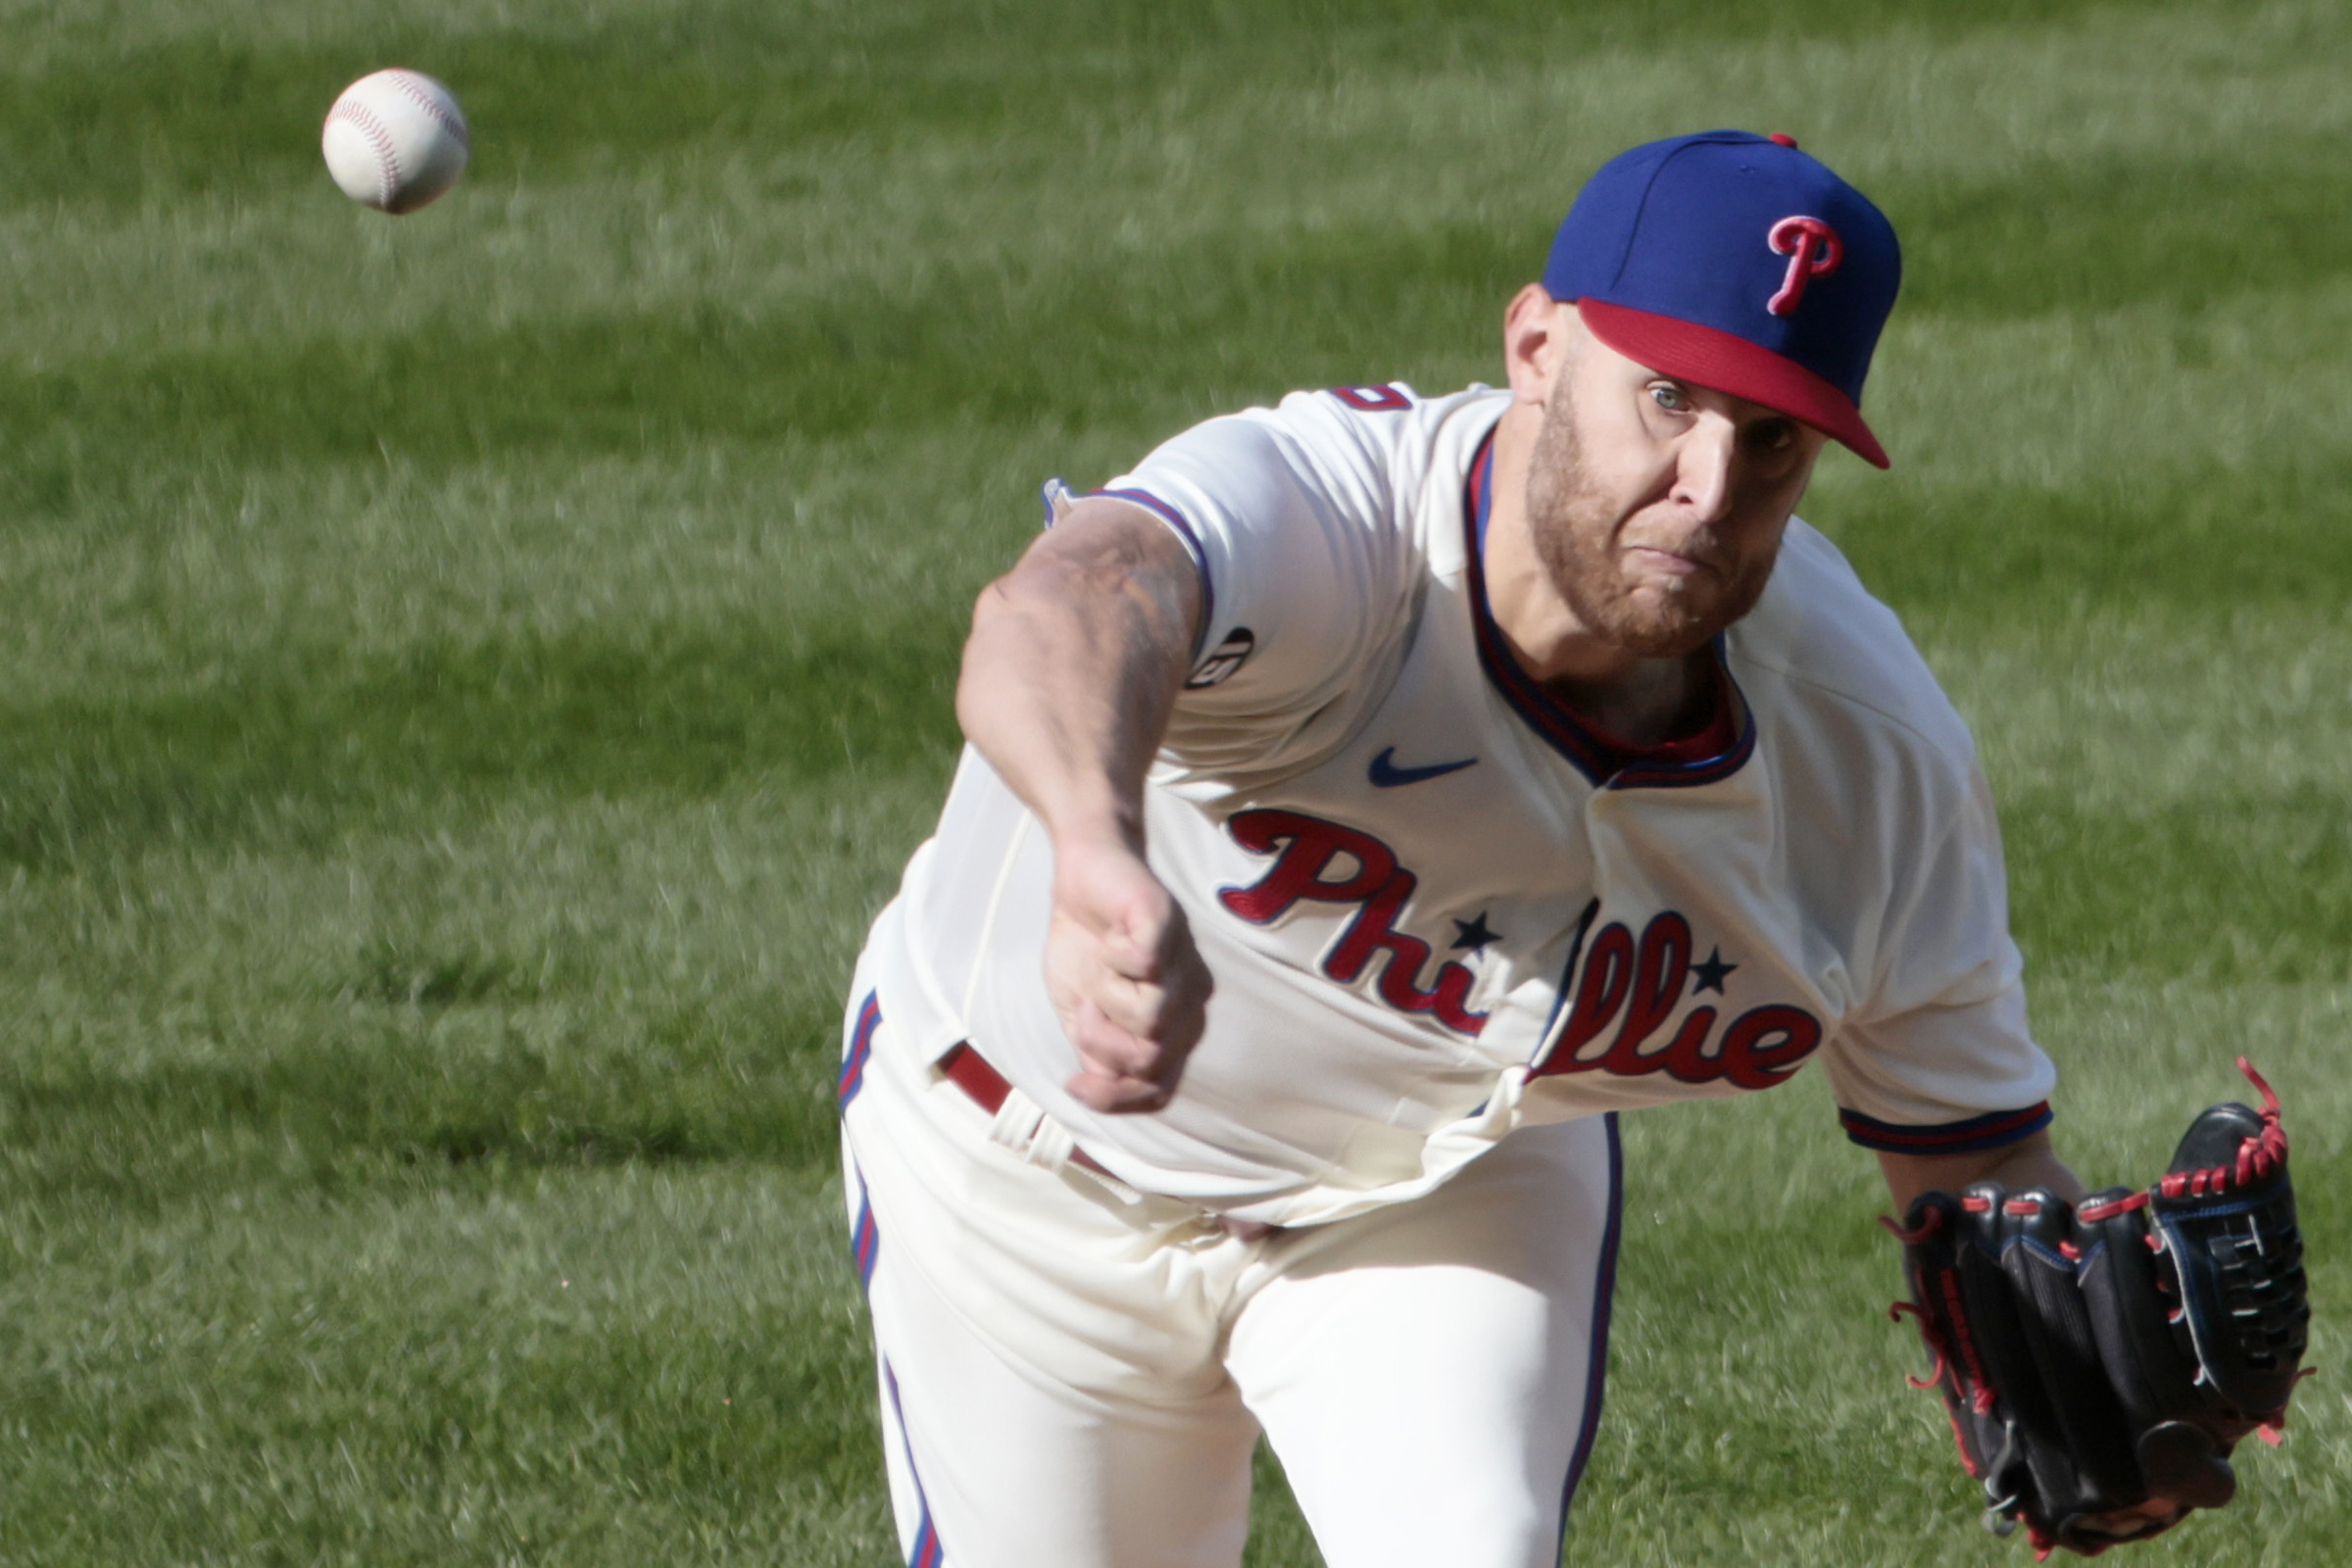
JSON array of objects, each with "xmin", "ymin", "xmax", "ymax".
[{"xmin": 1669, "ymin": 417, "xmax": 1737, "ymax": 525}]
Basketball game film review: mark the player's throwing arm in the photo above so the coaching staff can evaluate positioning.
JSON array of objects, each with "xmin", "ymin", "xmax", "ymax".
[{"xmin": 956, "ymin": 499, "xmax": 1213, "ymax": 1114}]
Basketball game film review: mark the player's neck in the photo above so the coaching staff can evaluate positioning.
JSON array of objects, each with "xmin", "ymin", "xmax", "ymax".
[{"xmin": 1483, "ymin": 402, "xmax": 1709, "ymax": 749}]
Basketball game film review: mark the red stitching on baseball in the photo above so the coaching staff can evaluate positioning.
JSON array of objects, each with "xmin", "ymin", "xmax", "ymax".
[
  {"xmin": 382, "ymin": 70, "xmax": 470, "ymax": 152},
  {"xmin": 328, "ymin": 101, "xmax": 401, "ymax": 208}
]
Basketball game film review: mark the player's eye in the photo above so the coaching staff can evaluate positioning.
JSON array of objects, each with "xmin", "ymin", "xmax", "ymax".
[
  {"xmin": 1746, "ymin": 418, "xmax": 1798, "ymax": 454},
  {"xmin": 1647, "ymin": 382, "xmax": 1692, "ymax": 414}
]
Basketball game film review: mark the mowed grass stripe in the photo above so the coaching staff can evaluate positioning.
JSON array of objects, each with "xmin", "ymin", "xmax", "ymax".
[
  {"xmin": 2008, "ymin": 787, "xmax": 2352, "ymax": 983},
  {"xmin": 0, "ymin": 441, "xmax": 1071, "ymax": 718},
  {"xmin": 0, "ymin": 220, "xmax": 1517, "ymax": 500},
  {"xmin": 16, "ymin": 131, "xmax": 2352, "ymax": 481},
  {"xmin": 0, "ymin": 613, "xmax": 961, "ymax": 863},
  {"xmin": 0, "ymin": 991, "xmax": 849, "ymax": 1204},
  {"xmin": 0, "ymin": 16, "xmax": 1084, "ymax": 211},
  {"xmin": 0, "ymin": 778, "xmax": 938, "ymax": 1207},
  {"xmin": 1892, "ymin": 142, "xmax": 2352, "ymax": 317},
  {"xmin": 6, "ymin": 4, "xmax": 2335, "ymax": 368},
  {"xmin": 0, "ymin": 0, "xmax": 2183, "ymax": 212},
  {"xmin": 0, "ymin": 1166, "xmax": 897, "ymax": 1567},
  {"xmin": 1824, "ymin": 464, "xmax": 2352, "ymax": 615}
]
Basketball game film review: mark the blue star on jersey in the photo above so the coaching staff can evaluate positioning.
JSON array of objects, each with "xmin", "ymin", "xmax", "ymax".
[
  {"xmin": 1690, "ymin": 948, "xmax": 1737, "ymax": 995},
  {"xmin": 1535, "ymin": 910, "xmax": 1822, "ymax": 1091},
  {"xmin": 1450, "ymin": 912, "xmax": 1501, "ymax": 954}
]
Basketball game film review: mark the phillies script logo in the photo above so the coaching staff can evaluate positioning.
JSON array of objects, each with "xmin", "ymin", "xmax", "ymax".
[
  {"xmin": 1765, "ymin": 216, "xmax": 1842, "ymax": 318},
  {"xmin": 1535, "ymin": 910, "xmax": 1822, "ymax": 1090},
  {"xmin": 1217, "ymin": 808, "xmax": 1487, "ymax": 1037}
]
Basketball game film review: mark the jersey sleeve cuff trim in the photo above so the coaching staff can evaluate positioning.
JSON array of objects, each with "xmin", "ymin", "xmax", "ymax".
[
  {"xmin": 1838, "ymin": 1101, "xmax": 2052, "ymax": 1154},
  {"xmin": 1094, "ymin": 486, "xmax": 1214, "ymax": 658}
]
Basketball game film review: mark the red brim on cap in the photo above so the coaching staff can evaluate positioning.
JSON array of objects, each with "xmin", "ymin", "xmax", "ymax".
[{"xmin": 1577, "ymin": 299, "xmax": 1890, "ymax": 469}]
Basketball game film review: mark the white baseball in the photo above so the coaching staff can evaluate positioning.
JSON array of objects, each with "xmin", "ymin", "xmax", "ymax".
[{"xmin": 322, "ymin": 70, "xmax": 471, "ymax": 215}]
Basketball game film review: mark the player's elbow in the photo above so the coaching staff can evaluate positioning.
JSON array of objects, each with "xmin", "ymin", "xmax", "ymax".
[{"xmin": 954, "ymin": 573, "xmax": 1026, "ymax": 736}]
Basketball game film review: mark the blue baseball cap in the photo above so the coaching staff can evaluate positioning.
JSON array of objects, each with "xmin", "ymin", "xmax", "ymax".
[{"xmin": 1544, "ymin": 130, "xmax": 1901, "ymax": 467}]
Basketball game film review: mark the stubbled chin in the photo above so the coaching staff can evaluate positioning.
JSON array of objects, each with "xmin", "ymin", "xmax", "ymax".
[
  {"xmin": 1606, "ymin": 583, "xmax": 1727, "ymax": 656},
  {"xmin": 1607, "ymin": 617, "xmax": 1718, "ymax": 659}
]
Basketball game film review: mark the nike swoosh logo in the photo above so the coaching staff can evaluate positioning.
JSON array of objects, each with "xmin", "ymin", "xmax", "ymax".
[{"xmin": 1368, "ymin": 746, "xmax": 1479, "ymax": 788}]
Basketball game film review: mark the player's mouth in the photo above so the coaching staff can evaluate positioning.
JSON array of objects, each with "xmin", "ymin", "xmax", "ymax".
[{"xmin": 1624, "ymin": 544, "xmax": 1717, "ymax": 580}]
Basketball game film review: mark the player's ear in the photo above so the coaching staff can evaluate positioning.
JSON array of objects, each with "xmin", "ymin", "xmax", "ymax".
[{"xmin": 1501, "ymin": 284, "xmax": 1573, "ymax": 407}]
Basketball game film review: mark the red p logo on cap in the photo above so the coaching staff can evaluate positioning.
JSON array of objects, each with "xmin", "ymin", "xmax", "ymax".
[{"xmin": 1766, "ymin": 216, "xmax": 1843, "ymax": 317}]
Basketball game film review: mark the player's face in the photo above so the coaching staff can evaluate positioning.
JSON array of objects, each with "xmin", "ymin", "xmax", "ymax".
[{"xmin": 1523, "ymin": 324, "xmax": 1828, "ymax": 659}]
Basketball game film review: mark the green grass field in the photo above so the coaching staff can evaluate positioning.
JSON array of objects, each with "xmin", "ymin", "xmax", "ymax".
[{"xmin": 2, "ymin": 0, "xmax": 2346, "ymax": 1562}]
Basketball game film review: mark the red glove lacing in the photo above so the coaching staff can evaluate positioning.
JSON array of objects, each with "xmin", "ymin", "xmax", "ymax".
[{"xmin": 2075, "ymin": 1058, "xmax": 2287, "ymax": 1223}]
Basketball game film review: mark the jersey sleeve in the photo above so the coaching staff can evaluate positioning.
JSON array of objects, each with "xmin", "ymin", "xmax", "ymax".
[
  {"xmin": 1095, "ymin": 391, "xmax": 1424, "ymax": 733},
  {"xmin": 1822, "ymin": 754, "xmax": 2059, "ymax": 1154}
]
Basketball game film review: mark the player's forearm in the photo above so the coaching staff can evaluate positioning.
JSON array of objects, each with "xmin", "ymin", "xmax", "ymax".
[
  {"xmin": 1877, "ymin": 1128, "xmax": 2087, "ymax": 1212},
  {"xmin": 955, "ymin": 506, "xmax": 1202, "ymax": 852}
]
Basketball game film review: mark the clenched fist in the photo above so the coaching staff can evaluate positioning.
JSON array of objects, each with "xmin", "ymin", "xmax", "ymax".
[{"xmin": 1045, "ymin": 836, "xmax": 1213, "ymax": 1113}]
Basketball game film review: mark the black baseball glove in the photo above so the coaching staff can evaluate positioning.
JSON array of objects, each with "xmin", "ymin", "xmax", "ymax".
[{"xmin": 1886, "ymin": 1059, "xmax": 2310, "ymax": 1557}]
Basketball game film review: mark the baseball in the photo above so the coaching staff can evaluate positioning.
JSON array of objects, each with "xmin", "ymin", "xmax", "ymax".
[{"xmin": 321, "ymin": 70, "xmax": 470, "ymax": 215}]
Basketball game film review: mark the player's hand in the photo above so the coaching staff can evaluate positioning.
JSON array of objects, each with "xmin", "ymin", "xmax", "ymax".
[{"xmin": 1045, "ymin": 837, "xmax": 1212, "ymax": 1114}]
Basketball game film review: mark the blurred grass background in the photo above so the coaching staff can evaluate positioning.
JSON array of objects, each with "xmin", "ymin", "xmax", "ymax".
[{"xmin": 0, "ymin": 0, "xmax": 2345, "ymax": 1562}]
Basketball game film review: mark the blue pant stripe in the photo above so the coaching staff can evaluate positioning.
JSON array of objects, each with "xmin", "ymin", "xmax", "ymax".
[
  {"xmin": 1556, "ymin": 1111, "xmax": 1625, "ymax": 1548},
  {"xmin": 884, "ymin": 1358, "xmax": 950, "ymax": 1568},
  {"xmin": 838, "ymin": 992, "xmax": 881, "ymax": 1110}
]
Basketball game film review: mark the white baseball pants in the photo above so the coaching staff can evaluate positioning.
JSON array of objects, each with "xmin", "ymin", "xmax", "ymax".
[{"xmin": 837, "ymin": 988, "xmax": 1621, "ymax": 1568}]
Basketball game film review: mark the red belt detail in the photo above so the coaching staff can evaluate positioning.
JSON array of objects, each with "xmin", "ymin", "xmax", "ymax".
[{"xmin": 939, "ymin": 1044, "xmax": 1113, "ymax": 1178}]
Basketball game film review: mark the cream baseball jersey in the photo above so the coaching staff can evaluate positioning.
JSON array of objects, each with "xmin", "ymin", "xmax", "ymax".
[{"xmin": 863, "ymin": 382, "xmax": 2054, "ymax": 1227}]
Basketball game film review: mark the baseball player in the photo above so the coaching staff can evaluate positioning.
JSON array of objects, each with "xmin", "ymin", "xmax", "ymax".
[{"xmin": 834, "ymin": 131, "xmax": 2178, "ymax": 1567}]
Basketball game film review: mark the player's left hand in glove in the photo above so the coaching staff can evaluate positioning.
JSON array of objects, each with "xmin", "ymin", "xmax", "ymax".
[{"xmin": 1886, "ymin": 1059, "xmax": 2311, "ymax": 1557}]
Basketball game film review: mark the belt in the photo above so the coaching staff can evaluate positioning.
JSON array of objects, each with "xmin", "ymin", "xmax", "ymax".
[{"xmin": 939, "ymin": 1043, "xmax": 1114, "ymax": 1178}]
